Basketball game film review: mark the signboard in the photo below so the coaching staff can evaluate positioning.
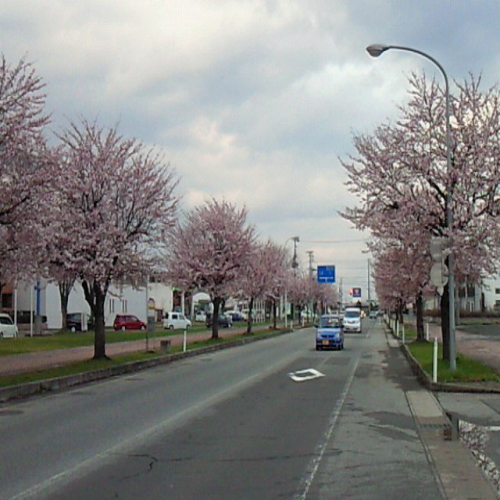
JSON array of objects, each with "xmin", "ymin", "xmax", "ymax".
[
  {"xmin": 351, "ymin": 287, "xmax": 362, "ymax": 298},
  {"xmin": 147, "ymin": 298, "xmax": 156, "ymax": 318},
  {"xmin": 317, "ymin": 265, "xmax": 335, "ymax": 284}
]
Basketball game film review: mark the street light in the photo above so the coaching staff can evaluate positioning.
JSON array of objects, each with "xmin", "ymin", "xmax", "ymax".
[
  {"xmin": 366, "ymin": 43, "xmax": 456, "ymax": 370},
  {"xmin": 284, "ymin": 236, "xmax": 300, "ymax": 329}
]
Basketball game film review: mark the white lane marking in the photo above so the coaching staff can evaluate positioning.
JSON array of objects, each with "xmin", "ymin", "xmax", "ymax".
[
  {"xmin": 289, "ymin": 368, "xmax": 325, "ymax": 382},
  {"xmin": 295, "ymin": 355, "xmax": 360, "ymax": 500}
]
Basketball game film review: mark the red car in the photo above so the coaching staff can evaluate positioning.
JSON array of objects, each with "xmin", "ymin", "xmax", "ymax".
[{"xmin": 113, "ymin": 314, "xmax": 146, "ymax": 331}]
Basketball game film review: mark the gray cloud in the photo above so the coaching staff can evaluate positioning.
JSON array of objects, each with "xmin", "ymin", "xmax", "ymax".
[{"xmin": 1, "ymin": 0, "xmax": 499, "ymax": 297}]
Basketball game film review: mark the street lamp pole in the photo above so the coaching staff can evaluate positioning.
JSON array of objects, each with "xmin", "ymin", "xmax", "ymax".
[
  {"xmin": 366, "ymin": 43, "xmax": 456, "ymax": 370},
  {"xmin": 284, "ymin": 236, "xmax": 300, "ymax": 329}
]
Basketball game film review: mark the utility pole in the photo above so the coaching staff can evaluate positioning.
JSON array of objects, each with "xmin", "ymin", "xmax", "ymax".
[
  {"xmin": 367, "ymin": 259, "xmax": 371, "ymax": 311},
  {"xmin": 306, "ymin": 250, "xmax": 314, "ymax": 321},
  {"xmin": 307, "ymin": 251, "xmax": 314, "ymax": 279}
]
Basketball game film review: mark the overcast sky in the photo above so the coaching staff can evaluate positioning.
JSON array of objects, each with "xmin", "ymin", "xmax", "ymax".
[{"xmin": 1, "ymin": 0, "xmax": 499, "ymax": 300}]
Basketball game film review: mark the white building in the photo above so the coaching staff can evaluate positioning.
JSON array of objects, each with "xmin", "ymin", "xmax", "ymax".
[
  {"xmin": 424, "ymin": 277, "xmax": 500, "ymax": 314},
  {"xmin": 14, "ymin": 279, "xmax": 175, "ymax": 330}
]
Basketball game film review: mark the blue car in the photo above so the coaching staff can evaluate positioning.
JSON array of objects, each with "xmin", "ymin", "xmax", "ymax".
[{"xmin": 316, "ymin": 314, "xmax": 344, "ymax": 351}]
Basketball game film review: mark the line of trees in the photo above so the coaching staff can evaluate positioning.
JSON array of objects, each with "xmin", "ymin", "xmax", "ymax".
[
  {"xmin": 164, "ymin": 198, "xmax": 339, "ymax": 339},
  {"xmin": 0, "ymin": 55, "xmax": 180, "ymax": 359},
  {"xmin": 0, "ymin": 54, "xmax": 338, "ymax": 359},
  {"xmin": 342, "ymin": 72, "xmax": 500, "ymax": 361}
]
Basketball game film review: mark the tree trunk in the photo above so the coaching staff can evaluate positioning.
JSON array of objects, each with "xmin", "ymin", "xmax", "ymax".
[
  {"xmin": 272, "ymin": 299, "xmax": 277, "ymax": 329},
  {"xmin": 58, "ymin": 277, "xmax": 76, "ymax": 330},
  {"xmin": 415, "ymin": 291, "xmax": 425, "ymax": 341},
  {"xmin": 211, "ymin": 296, "xmax": 221, "ymax": 339},
  {"xmin": 246, "ymin": 297, "xmax": 254, "ymax": 335},
  {"xmin": 82, "ymin": 279, "xmax": 108, "ymax": 360},
  {"xmin": 93, "ymin": 285, "xmax": 107, "ymax": 359}
]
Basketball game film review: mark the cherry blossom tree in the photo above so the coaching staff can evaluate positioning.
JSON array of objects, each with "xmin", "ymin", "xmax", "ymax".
[
  {"xmin": 342, "ymin": 72, "xmax": 500, "ymax": 360},
  {"xmin": 237, "ymin": 240, "xmax": 288, "ymax": 333},
  {"xmin": 370, "ymin": 236, "xmax": 433, "ymax": 340},
  {"xmin": 0, "ymin": 55, "xmax": 50, "ymax": 296},
  {"xmin": 0, "ymin": 55, "xmax": 49, "ymax": 227},
  {"xmin": 166, "ymin": 199, "xmax": 256, "ymax": 339},
  {"xmin": 45, "ymin": 120, "xmax": 179, "ymax": 359},
  {"xmin": 309, "ymin": 281, "xmax": 338, "ymax": 316},
  {"xmin": 287, "ymin": 272, "xmax": 313, "ymax": 322}
]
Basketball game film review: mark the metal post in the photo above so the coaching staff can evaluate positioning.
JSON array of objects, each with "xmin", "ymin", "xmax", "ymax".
[
  {"xmin": 433, "ymin": 337, "xmax": 438, "ymax": 382},
  {"xmin": 366, "ymin": 43, "xmax": 456, "ymax": 370}
]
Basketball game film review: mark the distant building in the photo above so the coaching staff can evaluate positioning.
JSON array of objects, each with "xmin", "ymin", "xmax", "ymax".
[{"xmin": 7, "ymin": 279, "xmax": 175, "ymax": 330}]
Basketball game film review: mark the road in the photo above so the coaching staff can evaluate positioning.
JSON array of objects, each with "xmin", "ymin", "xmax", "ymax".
[{"xmin": 0, "ymin": 320, "xmax": 445, "ymax": 499}]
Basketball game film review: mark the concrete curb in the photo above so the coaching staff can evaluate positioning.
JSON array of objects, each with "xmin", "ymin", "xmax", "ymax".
[{"xmin": 0, "ymin": 329, "xmax": 292, "ymax": 403}]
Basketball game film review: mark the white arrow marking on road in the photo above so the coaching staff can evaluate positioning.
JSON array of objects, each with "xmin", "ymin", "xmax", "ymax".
[{"xmin": 288, "ymin": 368, "xmax": 325, "ymax": 382}]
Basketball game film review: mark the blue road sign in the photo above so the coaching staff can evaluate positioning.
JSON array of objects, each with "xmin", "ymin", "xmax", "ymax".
[{"xmin": 317, "ymin": 265, "xmax": 335, "ymax": 284}]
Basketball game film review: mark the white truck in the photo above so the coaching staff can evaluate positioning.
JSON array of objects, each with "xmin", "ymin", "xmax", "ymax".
[{"xmin": 342, "ymin": 307, "xmax": 362, "ymax": 333}]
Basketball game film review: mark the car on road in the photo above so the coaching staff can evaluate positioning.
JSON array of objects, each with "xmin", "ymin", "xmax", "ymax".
[
  {"xmin": 206, "ymin": 313, "xmax": 232, "ymax": 328},
  {"xmin": 369, "ymin": 310, "xmax": 378, "ymax": 319},
  {"xmin": 163, "ymin": 312, "xmax": 192, "ymax": 330},
  {"xmin": 113, "ymin": 314, "xmax": 147, "ymax": 331},
  {"xmin": 66, "ymin": 312, "xmax": 94, "ymax": 332},
  {"xmin": 316, "ymin": 314, "xmax": 344, "ymax": 350},
  {"xmin": 0, "ymin": 313, "xmax": 18, "ymax": 338},
  {"xmin": 343, "ymin": 307, "xmax": 362, "ymax": 333}
]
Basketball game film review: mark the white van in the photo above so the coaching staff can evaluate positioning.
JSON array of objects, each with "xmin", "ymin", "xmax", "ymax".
[
  {"xmin": 343, "ymin": 307, "xmax": 362, "ymax": 333},
  {"xmin": 163, "ymin": 312, "xmax": 192, "ymax": 330}
]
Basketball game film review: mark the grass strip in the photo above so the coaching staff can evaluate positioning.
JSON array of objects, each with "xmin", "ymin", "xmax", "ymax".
[
  {"xmin": 407, "ymin": 339, "xmax": 500, "ymax": 383},
  {"xmin": 0, "ymin": 327, "xmax": 285, "ymax": 388},
  {"xmin": 0, "ymin": 324, "xmax": 241, "ymax": 356}
]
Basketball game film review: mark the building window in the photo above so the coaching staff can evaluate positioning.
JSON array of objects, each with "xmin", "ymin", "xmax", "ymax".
[
  {"xmin": 1, "ymin": 293, "xmax": 12, "ymax": 309},
  {"xmin": 496, "ymin": 288, "xmax": 500, "ymax": 295},
  {"xmin": 109, "ymin": 299, "xmax": 115, "ymax": 314},
  {"xmin": 121, "ymin": 300, "xmax": 128, "ymax": 313}
]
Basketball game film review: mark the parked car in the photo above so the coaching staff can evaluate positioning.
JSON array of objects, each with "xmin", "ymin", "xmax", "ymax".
[
  {"xmin": 163, "ymin": 312, "xmax": 191, "ymax": 330},
  {"xmin": 194, "ymin": 310, "xmax": 207, "ymax": 322},
  {"xmin": 0, "ymin": 313, "xmax": 18, "ymax": 338},
  {"xmin": 316, "ymin": 314, "xmax": 344, "ymax": 350},
  {"xmin": 66, "ymin": 312, "xmax": 94, "ymax": 332},
  {"xmin": 225, "ymin": 310, "xmax": 245, "ymax": 321},
  {"xmin": 113, "ymin": 314, "xmax": 146, "ymax": 331},
  {"xmin": 206, "ymin": 313, "xmax": 232, "ymax": 328}
]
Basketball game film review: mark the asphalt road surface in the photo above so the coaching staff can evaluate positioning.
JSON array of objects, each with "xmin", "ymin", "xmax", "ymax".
[{"xmin": 0, "ymin": 320, "xmax": 444, "ymax": 499}]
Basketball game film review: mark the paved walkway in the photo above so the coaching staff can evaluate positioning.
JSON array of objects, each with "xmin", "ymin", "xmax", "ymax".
[{"xmin": 0, "ymin": 326, "xmax": 252, "ymax": 375}]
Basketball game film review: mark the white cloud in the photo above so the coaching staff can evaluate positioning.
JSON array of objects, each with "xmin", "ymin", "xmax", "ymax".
[{"xmin": 1, "ymin": 0, "xmax": 499, "ymax": 298}]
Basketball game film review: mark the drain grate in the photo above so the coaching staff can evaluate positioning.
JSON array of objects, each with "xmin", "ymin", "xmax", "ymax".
[{"xmin": 419, "ymin": 422, "xmax": 450, "ymax": 429}]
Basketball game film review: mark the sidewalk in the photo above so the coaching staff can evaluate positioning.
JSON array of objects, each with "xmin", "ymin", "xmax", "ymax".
[
  {"xmin": 0, "ymin": 326, "xmax": 251, "ymax": 376},
  {"xmin": 398, "ymin": 320, "xmax": 500, "ymax": 497}
]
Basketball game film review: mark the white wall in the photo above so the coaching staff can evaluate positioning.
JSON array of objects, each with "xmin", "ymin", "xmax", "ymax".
[{"xmin": 16, "ymin": 279, "xmax": 174, "ymax": 329}]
